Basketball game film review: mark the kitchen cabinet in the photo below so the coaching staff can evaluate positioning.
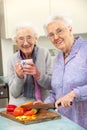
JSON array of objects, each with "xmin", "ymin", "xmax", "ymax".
[
  {"xmin": 50, "ymin": 0, "xmax": 87, "ymax": 34},
  {"xmin": 1, "ymin": 0, "xmax": 87, "ymax": 38},
  {"xmin": 1, "ymin": 0, "xmax": 50, "ymax": 38}
]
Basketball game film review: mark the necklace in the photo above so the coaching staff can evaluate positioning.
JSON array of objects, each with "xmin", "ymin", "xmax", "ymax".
[
  {"xmin": 64, "ymin": 52, "xmax": 69, "ymax": 59},
  {"xmin": 64, "ymin": 37, "xmax": 76, "ymax": 59}
]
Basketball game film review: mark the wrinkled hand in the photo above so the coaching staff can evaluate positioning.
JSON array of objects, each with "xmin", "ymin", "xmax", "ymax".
[
  {"xmin": 23, "ymin": 62, "xmax": 41, "ymax": 80},
  {"xmin": 14, "ymin": 61, "xmax": 24, "ymax": 79},
  {"xmin": 55, "ymin": 91, "xmax": 75, "ymax": 109}
]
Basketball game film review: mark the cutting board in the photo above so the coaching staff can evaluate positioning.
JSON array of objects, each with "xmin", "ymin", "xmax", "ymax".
[{"xmin": 0, "ymin": 109, "xmax": 61, "ymax": 125}]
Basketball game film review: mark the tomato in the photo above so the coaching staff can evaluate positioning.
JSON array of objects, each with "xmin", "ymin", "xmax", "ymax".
[
  {"xmin": 6, "ymin": 104, "xmax": 17, "ymax": 114},
  {"xmin": 24, "ymin": 108, "xmax": 39, "ymax": 116},
  {"xmin": 13, "ymin": 107, "xmax": 24, "ymax": 116}
]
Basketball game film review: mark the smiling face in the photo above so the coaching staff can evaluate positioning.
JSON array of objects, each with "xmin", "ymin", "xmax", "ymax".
[
  {"xmin": 47, "ymin": 20, "xmax": 74, "ymax": 53},
  {"xmin": 16, "ymin": 27, "xmax": 37, "ymax": 58}
]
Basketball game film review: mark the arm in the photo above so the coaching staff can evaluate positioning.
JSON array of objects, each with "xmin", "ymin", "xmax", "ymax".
[
  {"xmin": 55, "ymin": 90, "xmax": 75, "ymax": 109},
  {"xmin": 7, "ymin": 57, "xmax": 26, "ymax": 98},
  {"xmin": 55, "ymin": 85, "xmax": 87, "ymax": 109},
  {"xmin": 36, "ymin": 48, "xmax": 52, "ymax": 89},
  {"xmin": 22, "ymin": 49, "xmax": 52, "ymax": 89}
]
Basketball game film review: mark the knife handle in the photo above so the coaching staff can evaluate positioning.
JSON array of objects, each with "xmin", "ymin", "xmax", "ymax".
[{"xmin": 58, "ymin": 101, "xmax": 72, "ymax": 107}]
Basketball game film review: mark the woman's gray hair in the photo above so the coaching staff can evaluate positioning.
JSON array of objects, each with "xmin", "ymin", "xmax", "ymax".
[
  {"xmin": 44, "ymin": 14, "xmax": 72, "ymax": 35},
  {"xmin": 12, "ymin": 22, "xmax": 39, "ymax": 42}
]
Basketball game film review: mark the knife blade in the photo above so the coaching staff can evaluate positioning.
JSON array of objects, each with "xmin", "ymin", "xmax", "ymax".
[
  {"xmin": 20, "ymin": 102, "xmax": 62, "ymax": 109},
  {"xmin": 20, "ymin": 102, "xmax": 72, "ymax": 110}
]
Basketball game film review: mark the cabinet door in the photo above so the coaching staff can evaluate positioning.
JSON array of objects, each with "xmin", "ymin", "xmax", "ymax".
[
  {"xmin": 2, "ymin": 0, "xmax": 50, "ymax": 38},
  {"xmin": 50, "ymin": 0, "xmax": 87, "ymax": 34}
]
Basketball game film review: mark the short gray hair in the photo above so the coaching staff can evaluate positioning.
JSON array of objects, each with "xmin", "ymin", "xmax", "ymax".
[
  {"xmin": 12, "ymin": 22, "xmax": 39, "ymax": 42},
  {"xmin": 44, "ymin": 14, "xmax": 72, "ymax": 35}
]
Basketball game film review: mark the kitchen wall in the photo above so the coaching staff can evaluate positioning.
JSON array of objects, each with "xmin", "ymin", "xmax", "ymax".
[
  {"xmin": 0, "ymin": 0, "xmax": 3, "ymax": 75},
  {"xmin": 0, "ymin": 38, "xmax": 2, "ymax": 76}
]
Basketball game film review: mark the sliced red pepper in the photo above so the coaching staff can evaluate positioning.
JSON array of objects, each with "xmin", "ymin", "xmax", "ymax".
[{"xmin": 6, "ymin": 104, "xmax": 17, "ymax": 114}]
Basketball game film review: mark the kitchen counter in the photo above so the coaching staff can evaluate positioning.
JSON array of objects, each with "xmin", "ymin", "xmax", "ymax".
[{"xmin": 0, "ymin": 108, "xmax": 85, "ymax": 130}]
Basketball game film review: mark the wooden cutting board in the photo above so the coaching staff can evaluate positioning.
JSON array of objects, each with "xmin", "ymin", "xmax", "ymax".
[{"xmin": 0, "ymin": 109, "xmax": 61, "ymax": 125}]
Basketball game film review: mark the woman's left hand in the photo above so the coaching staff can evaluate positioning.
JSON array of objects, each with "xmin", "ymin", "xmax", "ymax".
[{"xmin": 55, "ymin": 90, "xmax": 75, "ymax": 109}]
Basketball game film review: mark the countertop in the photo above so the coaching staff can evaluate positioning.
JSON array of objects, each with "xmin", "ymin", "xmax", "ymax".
[{"xmin": 0, "ymin": 108, "xmax": 85, "ymax": 130}]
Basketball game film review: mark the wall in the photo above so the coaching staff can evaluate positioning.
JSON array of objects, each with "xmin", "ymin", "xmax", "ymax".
[
  {"xmin": 1, "ymin": 38, "xmax": 13, "ymax": 76},
  {"xmin": 0, "ymin": 0, "xmax": 3, "ymax": 75},
  {"xmin": 1, "ymin": 0, "xmax": 87, "ymax": 38}
]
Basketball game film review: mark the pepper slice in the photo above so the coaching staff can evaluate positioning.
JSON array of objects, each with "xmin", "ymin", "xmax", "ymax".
[
  {"xmin": 24, "ymin": 108, "xmax": 39, "ymax": 116},
  {"xmin": 13, "ymin": 107, "xmax": 24, "ymax": 116},
  {"xmin": 6, "ymin": 104, "xmax": 17, "ymax": 114}
]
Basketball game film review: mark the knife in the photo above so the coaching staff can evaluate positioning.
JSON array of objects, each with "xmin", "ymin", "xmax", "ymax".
[
  {"xmin": 20, "ymin": 102, "xmax": 62, "ymax": 109},
  {"xmin": 20, "ymin": 102, "xmax": 72, "ymax": 110}
]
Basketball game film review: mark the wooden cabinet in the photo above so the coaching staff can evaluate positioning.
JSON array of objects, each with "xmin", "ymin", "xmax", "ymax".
[
  {"xmin": 50, "ymin": 0, "xmax": 87, "ymax": 34},
  {"xmin": 2, "ymin": 0, "xmax": 50, "ymax": 38}
]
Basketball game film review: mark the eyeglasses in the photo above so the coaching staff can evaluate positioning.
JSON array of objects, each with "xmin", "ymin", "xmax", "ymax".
[
  {"xmin": 17, "ymin": 35, "xmax": 34, "ymax": 43},
  {"xmin": 48, "ymin": 28, "xmax": 67, "ymax": 39}
]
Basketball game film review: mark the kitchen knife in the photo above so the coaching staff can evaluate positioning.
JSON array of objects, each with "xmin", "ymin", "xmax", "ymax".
[
  {"xmin": 20, "ymin": 102, "xmax": 61, "ymax": 109},
  {"xmin": 20, "ymin": 102, "xmax": 72, "ymax": 109}
]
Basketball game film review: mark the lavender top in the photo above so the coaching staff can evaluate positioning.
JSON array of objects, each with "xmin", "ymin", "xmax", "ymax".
[{"xmin": 45, "ymin": 36, "xmax": 87, "ymax": 129}]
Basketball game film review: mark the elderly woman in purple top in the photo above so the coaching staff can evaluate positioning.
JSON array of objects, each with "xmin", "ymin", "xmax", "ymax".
[
  {"xmin": 44, "ymin": 14, "xmax": 87, "ymax": 129},
  {"xmin": 7, "ymin": 22, "xmax": 52, "ymax": 106}
]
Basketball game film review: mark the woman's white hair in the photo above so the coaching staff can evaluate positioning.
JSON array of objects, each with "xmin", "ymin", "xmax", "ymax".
[
  {"xmin": 12, "ymin": 22, "xmax": 39, "ymax": 42},
  {"xmin": 44, "ymin": 14, "xmax": 72, "ymax": 35}
]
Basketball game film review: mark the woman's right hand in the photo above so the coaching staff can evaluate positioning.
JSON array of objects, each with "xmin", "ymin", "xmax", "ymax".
[
  {"xmin": 55, "ymin": 90, "xmax": 75, "ymax": 109},
  {"xmin": 14, "ymin": 61, "xmax": 24, "ymax": 79}
]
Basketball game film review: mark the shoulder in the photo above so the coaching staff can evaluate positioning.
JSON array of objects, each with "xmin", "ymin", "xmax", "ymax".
[
  {"xmin": 37, "ymin": 46, "xmax": 49, "ymax": 53},
  {"xmin": 79, "ymin": 38, "xmax": 87, "ymax": 52},
  {"xmin": 37, "ymin": 45, "xmax": 51, "ymax": 56},
  {"xmin": 36, "ymin": 46, "xmax": 52, "ymax": 65},
  {"xmin": 77, "ymin": 36, "xmax": 87, "ymax": 48}
]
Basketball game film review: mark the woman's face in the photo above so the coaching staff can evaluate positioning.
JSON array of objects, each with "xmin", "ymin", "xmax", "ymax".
[
  {"xmin": 16, "ymin": 28, "xmax": 37, "ymax": 58},
  {"xmin": 46, "ymin": 20, "xmax": 73, "ymax": 53}
]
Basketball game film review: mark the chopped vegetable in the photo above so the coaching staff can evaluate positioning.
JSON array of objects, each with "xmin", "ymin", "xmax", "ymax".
[
  {"xmin": 13, "ymin": 107, "xmax": 24, "ymax": 116},
  {"xmin": 6, "ymin": 104, "xmax": 17, "ymax": 114},
  {"xmin": 24, "ymin": 108, "xmax": 39, "ymax": 116},
  {"xmin": 16, "ymin": 115, "xmax": 36, "ymax": 121}
]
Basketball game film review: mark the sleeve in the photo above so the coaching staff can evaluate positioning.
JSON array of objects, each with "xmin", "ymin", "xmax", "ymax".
[
  {"xmin": 74, "ymin": 85, "xmax": 87, "ymax": 101},
  {"xmin": 44, "ymin": 90, "xmax": 56, "ymax": 103},
  {"xmin": 36, "ymin": 48, "xmax": 52, "ymax": 89},
  {"xmin": 7, "ymin": 57, "xmax": 26, "ymax": 98}
]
